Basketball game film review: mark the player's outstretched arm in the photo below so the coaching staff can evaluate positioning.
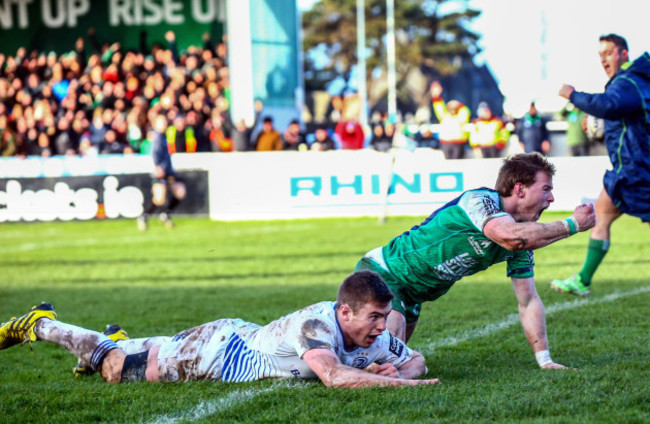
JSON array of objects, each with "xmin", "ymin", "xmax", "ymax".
[
  {"xmin": 485, "ymin": 204, "xmax": 595, "ymax": 251},
  {"xmin": 512, "ymin": 277, "xmax": 569, "ymax": 369},
  {"xmin": 303, "ymin": 349, "xmax": 439, "ymax": 388}
]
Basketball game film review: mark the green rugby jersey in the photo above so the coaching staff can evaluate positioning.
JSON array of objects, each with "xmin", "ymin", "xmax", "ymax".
[{"xmin": 378, "ymin": 188, "xmax": 534, "ymax": 304}]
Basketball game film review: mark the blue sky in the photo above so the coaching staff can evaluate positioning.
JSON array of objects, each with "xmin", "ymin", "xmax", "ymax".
[{"xmin": 298, "ymin": 0, "xmax": 650, "ymax": 116}]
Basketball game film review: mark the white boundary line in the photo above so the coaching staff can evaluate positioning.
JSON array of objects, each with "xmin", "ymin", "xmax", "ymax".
[
  {"xmin": 145, "ymin": 286, "xmax": 649, "ymax": 423},
  {"xmin": 415, "ymin": 286, "xmax": 650, "ymax": 355},
  {"xmin": 144, "ymin": 380, "xmax": 306, "ymax": 424},
  {"xmin": 145, "ymin": 387, "xmax": 265, "ymax": 424}
]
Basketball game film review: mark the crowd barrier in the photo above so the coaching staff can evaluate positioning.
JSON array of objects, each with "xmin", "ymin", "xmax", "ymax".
[{"xmin": 0, "ymin": 151, "xmax": 610, "ymax": 222}]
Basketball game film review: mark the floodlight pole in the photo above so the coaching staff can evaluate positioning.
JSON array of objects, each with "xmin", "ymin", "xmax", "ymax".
[
  {"xmin": 386, "ymin": 0, "xmax": 397, "ymax": 122},
  {"xmin": 356, "ymin": 0, "xmax": 368, "ymax": 128}
]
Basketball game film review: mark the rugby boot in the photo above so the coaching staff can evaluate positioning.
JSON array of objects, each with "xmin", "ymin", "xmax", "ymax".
[
  {"xmin": 550, "ymin": 275, "xmax": 591, "ymax": 297},
  {"xmin": 0, "ymin": 302, "xmax": 57, "ymax": 350}
]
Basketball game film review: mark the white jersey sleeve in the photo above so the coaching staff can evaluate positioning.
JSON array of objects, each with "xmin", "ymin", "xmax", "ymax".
[
  {"xmin": 457, "ymin": 189, "xmax": 510, "ymax": 231},
  {"xmin": 276, "ymin": 310, "xmax": 339, "ymax": 360}
]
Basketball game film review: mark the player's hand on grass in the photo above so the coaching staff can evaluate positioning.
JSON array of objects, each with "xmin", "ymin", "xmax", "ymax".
[
  {"xmin": 572, "ymin": 203, "xmax": 596, "ymax": 232},
  {"xmin": 410, "ymin": 378, "xmax": 440, "ymax": 385},
  {"xmin": 367, "ymin": 363, "xmax": 400, "ymax": 378}
]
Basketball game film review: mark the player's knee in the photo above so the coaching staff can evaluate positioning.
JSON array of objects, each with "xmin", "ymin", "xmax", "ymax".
[
  {"xmin": 172, "ymin": 182, "xmax": 186, "ymax": 199},
  {"xmin": 152, "ymin": 183, "xmax": 167, "ymax": 206}
]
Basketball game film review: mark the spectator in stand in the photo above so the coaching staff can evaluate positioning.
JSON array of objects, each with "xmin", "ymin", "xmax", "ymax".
[
  {"xmin": 517, "ymin": 102, "xmax": 550, "ymax": 155},
  {"xmin": 52, "ymin": 116, "xmax": 78, "ymax": 155},
  {"xmin": 369, "ymin": 122, "xmax": 393, "ymax": 152},
  {"xmin": 1, "ymin": 125, "xmax": 17, "ymax": 157},
  {"xmin": 125, "ymin": 108, "xmax": 145, "ymax": 153},
  {"xmin": 138, "ymin": 130, "xmax": 155, "ymax": 156},
  {"xmin": 12, "ymin": 116, "xmax": 30, "ymax": 157},
  {"xmin": 559, "ymin": 102, "xmax": 589, "ymax": 157},
  {"xmin": 334, "ymin": 119, "xmax": 365, "ymax": 150},
  {"xmin": 469, "ymin": 102, "xmax": 509, "ymax": 159},
  {"xmin": 310, "ymin": 127, "xmax": 336, "ymax": 151},
  {"xmin": 208, "ymin": 110, "xmax": 233, "ymax": 152},
  {"xmin": 166, "ymin": 115, "xmax": 196, "ymax": 153},
  {"xmin": 430, "ymin": 81, "xmax": 470, "ymax": 159},
  {"xmin": 0, "ymin": 28, "xmax": 234, "ymax": 158},
  {"xmin": 88, "ymin": 108, "xmax": 109, "ymax": 150},
  {"xmin": 35, "ymin": 131, "xmax": 53, "ymax": 157},
  {"xmin": 185, "ymin": 110, "xmax": 211, "ymax": 152},
  {"xmin": 231, "ymin": 100, "xmax": 262, "ymax": 152},
  {"xmin": 283, "ymin": 119, "xmax": 307, "ymax": 151},
  {"xmin": 414, "ymin": 125, "xmax": 439, "ymax": 149},
  {"xmin": 255, "ymin": 116, "xmax": 283, "ymax": 151},
  {"xmin": 100, "ymin": 129, "xmax": 125, "ymax": 155},
  {"xmin": 24, "ymin": 127, "xmax": 40, "ymax": 156}
]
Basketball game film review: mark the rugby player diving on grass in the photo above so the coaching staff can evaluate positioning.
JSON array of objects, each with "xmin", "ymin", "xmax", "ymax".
[
  {"xmin": 356, "ymin": 153, "xmax": 596, "ymax": 369},
  {"xmin": 0, "ymin": 271, "xmax": 438, "ymax": 388}
]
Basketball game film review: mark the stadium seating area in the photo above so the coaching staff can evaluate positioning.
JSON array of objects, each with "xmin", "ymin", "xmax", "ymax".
[
  {"xmin": 0, "ymin": 30, "xmax": 444, "ymax": 158},
  {"xmin": 0, "ymin": 30, "xmax": 234, "ymax": 157}
]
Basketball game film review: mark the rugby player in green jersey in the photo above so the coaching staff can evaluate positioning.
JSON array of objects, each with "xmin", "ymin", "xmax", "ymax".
[{"xmin": 356, "ymin": 153, "xmax": 596, "ymax": 369}]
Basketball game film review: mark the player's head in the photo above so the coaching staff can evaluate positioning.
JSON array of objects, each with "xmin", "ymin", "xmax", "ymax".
[
  {"xmin": 497, "ymin": 153, "xmax": 556, "ymax": 221},
  {"xmin": 447, "ymin": 100, "xmax": 461, "ymax": 115},
  {"xmin": 496, "ymin": 153, "xmax": 555, "ymax": 198},
  {"xmin": 337, "ymin": 270, "xmax": 394, "ymax": 348},
  {"xmin": 599, "ymin": 33, "xmax": 629, "ymax": 78},
  {"xmin": 337, "ymin": 270, "xmax": 393, "ymax": 312},
  {"xmin": 263, "ymin": 116, "xmax": 274, "ymax": 131}
]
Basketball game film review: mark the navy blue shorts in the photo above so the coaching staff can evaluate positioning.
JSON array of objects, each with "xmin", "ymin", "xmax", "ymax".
[{"xmin": 604, "ymin": 169, "xmax": 650, "ymax": 222}]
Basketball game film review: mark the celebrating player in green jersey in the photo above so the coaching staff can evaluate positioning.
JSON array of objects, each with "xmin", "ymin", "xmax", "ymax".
[{"xmin": 356, "ymin": 153, "xmax": 596, "ymax": 369}]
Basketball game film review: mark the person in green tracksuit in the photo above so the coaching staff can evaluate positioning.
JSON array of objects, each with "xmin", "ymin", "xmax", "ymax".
[{"xmin": 356, "ymin": 153, "xmax": 596, "ymax": 369}]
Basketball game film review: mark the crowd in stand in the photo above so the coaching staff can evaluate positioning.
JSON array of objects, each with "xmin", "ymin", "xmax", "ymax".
[
  {"xmin": 0, "ymin": 30, "xmax": 234, "ymax": 158},
  {"xmin": 0, "ymin": 32, "xmax": 595, "ymax": 159}
]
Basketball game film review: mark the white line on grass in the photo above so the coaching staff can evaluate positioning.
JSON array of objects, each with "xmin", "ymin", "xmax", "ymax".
[
  {"xmin": 415, "ymin": 285, "xmax": 650, "ymax": 355},
  {"xmin": 145, "ymin": 286, "xmax": 649, "ymax": 423},
  {"xmin": 144, "ymin": 380, "xmax": 305, "ymax": 424}
]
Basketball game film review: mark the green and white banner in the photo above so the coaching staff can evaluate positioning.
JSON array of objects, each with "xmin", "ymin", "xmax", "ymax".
[{"xmin": 0, "ymin": 0, "xmax": 225, "ymax": 55}]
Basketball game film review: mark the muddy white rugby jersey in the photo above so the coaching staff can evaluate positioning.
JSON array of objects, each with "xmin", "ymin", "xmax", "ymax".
[{"xmin": 219, "ymin": 301, "xmax": 413, "ymax": 382}]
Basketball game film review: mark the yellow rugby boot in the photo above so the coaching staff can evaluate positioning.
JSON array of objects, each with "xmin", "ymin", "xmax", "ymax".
[{"xmin": 0, "ymin": 302, "xmax": 57, "ymax": 350}]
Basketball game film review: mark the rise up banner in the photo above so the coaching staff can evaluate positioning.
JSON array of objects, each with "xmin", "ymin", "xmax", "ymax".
[{"xmin": 0, "ymin": 0, "xmax": 225, "ymax": 55}]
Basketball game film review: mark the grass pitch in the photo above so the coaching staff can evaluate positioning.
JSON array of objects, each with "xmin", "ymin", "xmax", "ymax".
[{"xmin": 0, "ymin": 214, "xmax": 648, "ymax": 423}]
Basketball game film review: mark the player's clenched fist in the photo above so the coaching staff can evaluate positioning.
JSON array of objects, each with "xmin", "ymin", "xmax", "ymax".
[{"xmin": 572, "ymin": 203, "xmax": 596, "ymax": 232}]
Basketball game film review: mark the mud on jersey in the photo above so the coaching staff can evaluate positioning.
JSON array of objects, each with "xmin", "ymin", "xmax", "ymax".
[
  {"xmin": 157, "ymin": 301, "xmax": 413, "ymax": 383},
  {"xmin": 379, "ymin": 189, "xmax": 534, "ymax": 304}
]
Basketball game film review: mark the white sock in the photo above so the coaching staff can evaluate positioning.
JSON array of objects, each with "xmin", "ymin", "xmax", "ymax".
[{"xmin": 35, "ymin": 319, "xmax": 117, "ymax": 369}]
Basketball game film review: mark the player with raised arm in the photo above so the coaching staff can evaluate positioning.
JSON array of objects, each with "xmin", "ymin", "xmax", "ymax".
[
  {"xmin": 552, "ymin": 33, "xmax": 650, "ymax": 296},
  {"xmin": 0, "ymin": 271, "xmax": 438, "ymax": 388},
  {"xmin": 356, "ymin": 153, "xmax": 596, "ymax": 369}
]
